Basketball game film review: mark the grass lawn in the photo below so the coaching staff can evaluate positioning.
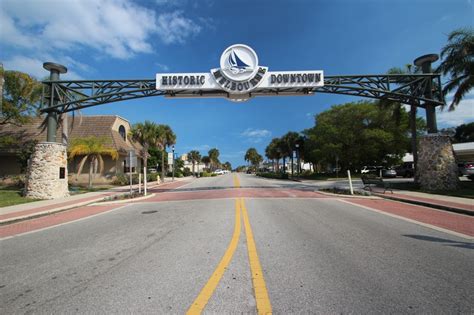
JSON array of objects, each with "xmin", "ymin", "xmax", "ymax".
[
  {"xmin": 390, "ymin": 180, "xmax": 474, "ymax": 199},
  {"xmin": 0, "ymin": 186, "xmax": 40, "ymax": 207}
]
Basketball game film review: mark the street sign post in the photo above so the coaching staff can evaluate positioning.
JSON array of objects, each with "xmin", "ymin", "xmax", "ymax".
[{"xmin": 127, "ymin": 150, "xmax": 137, "ymax": 195}]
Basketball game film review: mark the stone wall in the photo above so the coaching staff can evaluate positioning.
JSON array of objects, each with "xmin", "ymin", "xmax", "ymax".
[
  {"xmin": 25, "ymin": 142, "xmax": 69, "ymax": 199},
  {"xmin": 417, "ymin": 134, "xmax": 459, "ymax": 191}
]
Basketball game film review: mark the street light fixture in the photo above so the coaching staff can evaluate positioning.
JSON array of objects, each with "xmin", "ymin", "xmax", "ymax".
[
  {"xmin": 295, "ymin": 143, "xmax": 300, "ymax": 178},
  {"xmin": 172, "ymin": 145, "xmax": 175, "ymax": 182}
]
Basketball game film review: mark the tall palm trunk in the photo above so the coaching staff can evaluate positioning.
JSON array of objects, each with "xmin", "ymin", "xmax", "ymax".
[
  {"xmin": 291, "ymin": 155, "xmax": 294, "ymax": 177},
  {"xmin": 282, "ymin": 156, "xmax": 286, "ymax": 173},
  {"xmin": 161, "ymin": 149, "xmax": 165, "ymax": 182},
  {"xmin": 192, "ymin": 161, "xmax": 195, "ymax": 177},
  {"xmin": 410, "ymin": 105, "xmax": 419, "ymax": 182},
  {"xmin": 88, "ymin": 157, "xmax": 93, "ymax": 189}
]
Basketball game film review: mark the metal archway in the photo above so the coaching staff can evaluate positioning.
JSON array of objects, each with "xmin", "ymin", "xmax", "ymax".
[{"xmin": 40, "ymin": 54, "xmax": 443, "ymax": 142}]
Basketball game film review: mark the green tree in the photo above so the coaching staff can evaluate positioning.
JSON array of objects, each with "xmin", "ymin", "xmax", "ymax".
[
  {"xmin": 68, "ymin": 137, "xmax": 119, "ymax": 189},
  {"xmin": 244, "ymin": 148, "xmax": 263, "ymax": 171},
  {"xmin": 1, "ymin": 69, "xmax": 42, "ymax": 126},
  {"xmin": 305, "ymin": 101, "xmax": 411, "ymax": 171},
  {"xmin": 437, "ymin": 27, "xmax": 474, "ymax": 110},
  {"xmin": 156, "ymin": 124, "xmax": 176, "ymax": 181},
  {"xmin": 265, "ymin": 138, "xmax": 282, "ymax": 172},
  {"xmin": 453, "ymin": 122, "xmax": 474, "ymax": 143},
  {"xmin": 208, "ymin": 148, "xmax": 220, "ymax": 171},
  {"xmin": 188, "ymin": 150, "xmax": 202, "ymax": 176},
  {"xmin": 129, "ymin": 121, "xmax": 159, "ymax": 176},
  {"xmin": 223, "ymin": 161, "xmax": 232, "ymax": 171},
  {"xmin": 201, "ymin": 155, "xmax": 211, "ymax": 171},
  {"xmin": 282, "ymin": 131, "xmax": 301, "ymax": 176}
]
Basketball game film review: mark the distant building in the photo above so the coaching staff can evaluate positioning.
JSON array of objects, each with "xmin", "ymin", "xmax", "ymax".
[
  {"xmin": 0, "ymin": 115, "xmax": 144, "ymax": 182},
  {"xmin": 180, "ymin": 154, "xmax": 206, "ymax": 172}
]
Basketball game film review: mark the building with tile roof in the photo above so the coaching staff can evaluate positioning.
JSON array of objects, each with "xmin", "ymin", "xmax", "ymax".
[{"xmin": 0, "ymin": 115, "xmax": 144, "ymax": 183}]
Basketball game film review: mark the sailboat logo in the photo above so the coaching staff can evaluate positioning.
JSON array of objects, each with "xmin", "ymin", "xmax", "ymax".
[
  {"xmin": 219, "ymin": 44, "xmax": 259, "ymax": 82},
  {"xmin": 226, "ymin": 50, "xmax": 252, "ymax": 74}
]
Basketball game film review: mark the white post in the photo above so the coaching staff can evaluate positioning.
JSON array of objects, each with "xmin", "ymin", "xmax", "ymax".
[
  {"xmin": 347, "ymin": 170, "xmax": 354, "ymax": 195},
  {"xmin": 129, "ymin": 151, "xmax": 132, "ymax": 195},
  {"xmin": 144, "ymin": 166, "xmax": 147, "ymax": 196},
  {"xmin": 139, "ymin": 173, "xmax": 142, "ymax": 194}
]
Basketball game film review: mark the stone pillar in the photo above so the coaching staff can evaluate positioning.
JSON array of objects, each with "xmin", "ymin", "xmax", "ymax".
[
  {"xmin": 25, "ymin": 142, "xmax": 69, "ymax": 199},
  {"xmin": 417, "ymin": 134, "xmax": 459, "ymax": 191}
]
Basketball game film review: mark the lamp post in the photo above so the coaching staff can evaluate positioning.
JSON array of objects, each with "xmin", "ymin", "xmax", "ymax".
[
  {"xmin": 172, "ymin": 145, "xmax": 175, "ymax": 182},
  {"xmin": 295, "ymin": 143, "xmax": 300, "ymax": 178},
  {"xmin": 414, "ymin": 54, "xmax": 439, "ymax": 134}
]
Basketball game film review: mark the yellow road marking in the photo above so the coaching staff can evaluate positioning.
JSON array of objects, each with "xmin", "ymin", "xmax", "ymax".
[
  {"xmin": 233, "ymin": 174, "xmax": 241, "ymax": 188},
  {"xmin": 186, "ymin": 199, "xmax": 242, "ymax": 315},
  {"xmin": 241, "ymin": 198, "xmax": 272, "ymax": 314}
]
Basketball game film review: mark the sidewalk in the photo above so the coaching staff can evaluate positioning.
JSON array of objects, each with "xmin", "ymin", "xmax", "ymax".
[
  {"xmin": 373, "ymin": 189, "xmax": 473, "ymax": 216},
  {"xmin": 0, "ymin": 177, "xmax": 190, "ymax": 225},
  {"xmin": 297, "ymin": 178, "xmax": 473, "ymax": 216}
]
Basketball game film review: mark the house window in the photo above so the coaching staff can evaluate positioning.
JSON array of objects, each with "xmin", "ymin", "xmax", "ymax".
[{"xmin": 119, "ymin": 125, "xmax": 126, "ymax": 141}]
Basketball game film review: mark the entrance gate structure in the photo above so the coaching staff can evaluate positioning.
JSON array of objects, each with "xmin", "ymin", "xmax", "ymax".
[{"xmin": 26, "ymin": 45, "xmax": 458, "ymax": 199}]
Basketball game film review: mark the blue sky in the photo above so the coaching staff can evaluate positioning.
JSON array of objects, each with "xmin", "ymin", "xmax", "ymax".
[{"xmin": 1, "ymin": 0, "xmax": 473, "ymax": 167}]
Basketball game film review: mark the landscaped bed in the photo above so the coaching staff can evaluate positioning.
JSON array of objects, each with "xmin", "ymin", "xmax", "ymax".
[{"xmin": 0, "ymin": 186, "xmax": 39, "ymax": 207}]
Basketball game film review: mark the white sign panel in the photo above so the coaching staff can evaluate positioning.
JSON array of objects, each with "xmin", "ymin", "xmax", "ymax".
[
  {"xmin": 156, "ymin": 44, "xmax": 324, "ymax": 97},
  {"xmin": 167, "ymin": 152, "xmax": 174, "ymax": 165}
]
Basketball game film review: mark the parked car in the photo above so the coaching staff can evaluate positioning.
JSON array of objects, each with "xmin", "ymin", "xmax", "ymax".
[
  {"xmin": 361, "ymin": 166, "xmax": 396, "ymax": 178},
  {"xmin": 382, "ymin": 168, "xmax": 397, "ymax": 178},
  {"xmin": 458, "ymin": 162, "xmax": 474, "ymax": 180},
  {"xmin": 361, "ymin": 166, "xmax": 383, "ymax": 175},
  {"xmin": 394, "ymin": 163, "xmax": 414, "ymax": 177},
  {"xmin": 212, "ymin": 169, "xmax": 225, "ymax": 175},
  {"xmin": 148, "ymin": 167, "xmax": 157, "ymax": 173}
]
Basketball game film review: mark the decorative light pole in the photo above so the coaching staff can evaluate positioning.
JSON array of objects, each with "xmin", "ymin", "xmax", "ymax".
[
  {"xmin": 43, "ymin": 62, "xmax": 67, "ymax": 142},
  {"xmin": 413, "ymin": 54, "xmax": 439, "ymax": 134},
  {"xmin": 172, "ymin": 145, "xmax": 175, "ymax": 182},
  {"xmin": 295, "ymin": 143, "xmax": 300, "ymax": 178}
]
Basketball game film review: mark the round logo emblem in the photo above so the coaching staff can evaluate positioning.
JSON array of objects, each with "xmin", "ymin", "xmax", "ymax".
[{"xmin": 219, "ymin": 44, "xmax": 259, "ymax": 82}]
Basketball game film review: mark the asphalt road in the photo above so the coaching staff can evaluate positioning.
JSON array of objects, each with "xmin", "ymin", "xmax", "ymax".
[{"xmin": 1, "ymin": 174, "xmax": 473, "ymax": 314}]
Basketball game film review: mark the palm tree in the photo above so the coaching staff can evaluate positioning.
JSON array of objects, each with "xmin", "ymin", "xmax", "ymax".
[
  {"xmin": 277, "ymin": 137, "xmax": 288, "ymax": 173},
  {"xmin": 245, "ymin": 148, "xmax": 262, "ymax": 171},
  {"xmin": 69, "ymin": 136, "xmax": 119, "ymax": 189},
  {"xmin": 129, "ymin": 121, "xmax": 159, "ymax": 178},
  {"xmin": 437, "ymin": 27, "xmax": 473, "ymax": 110},
  {"xmin": 156, "ymin": 124, "xmax": 177, "ymax": 182},
  {"xmin": 265, "ymin": 138, "xmax": 281, "ymax": 172},
  {"xmin": 208, "ymin": 148, "xmax": 220, "ymax": 171},
  {"xmin": 188, "ymin": 150, "xmax": 201, "ymax": 176},
  {"xmin": 201, "ymin": 156, "xmax": 211, "ymax": 171},
  {"xmin": 223, "ymin": 161, "xmax": 232, "ymax": 171},
  {"xmin": 282, "ymin": 131, "xmax": 300, "ymax": 176}
]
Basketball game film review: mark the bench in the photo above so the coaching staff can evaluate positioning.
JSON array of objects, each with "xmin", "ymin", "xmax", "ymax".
[{"xmin": 361, "ymin": 175, "xmax": 393, "ymax": 194}]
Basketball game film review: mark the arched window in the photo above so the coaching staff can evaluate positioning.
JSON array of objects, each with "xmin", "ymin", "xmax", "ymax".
[{"xmin": 119, "ymin": 125, "xmax": 126, "ymax": 140}]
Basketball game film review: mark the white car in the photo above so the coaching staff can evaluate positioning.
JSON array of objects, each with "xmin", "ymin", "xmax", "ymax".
[{"xmin": 213, "ymin": 169, "xmax": 225, "ymax": 175}]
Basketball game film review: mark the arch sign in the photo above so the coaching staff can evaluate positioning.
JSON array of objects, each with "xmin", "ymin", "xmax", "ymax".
[{"xmin": 156, "ymin": 44, "xmax": 324, "ymax": 101}]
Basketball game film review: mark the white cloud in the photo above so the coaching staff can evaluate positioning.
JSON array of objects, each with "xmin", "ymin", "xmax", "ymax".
[
  {"xmin": 155, "ymin": 63, "xmax": 170, "ymax": 72},
  {"xmin": 437, "ymin": 98, "xmax": 474, "ymax": 127},
  {"xmin": 240, "ymin": 128, "xmax": 271, "ymax": 143},
  {"xmin": 156, "ymin": 11, "xmax": 201, "ymax": 44},
  {"xmin": 3, "ymin": 56, "xmax": 84, "ymax": 80},
  {"xmin": 0, "ymin": 0, "xmax": 204, "ymax": 60}
]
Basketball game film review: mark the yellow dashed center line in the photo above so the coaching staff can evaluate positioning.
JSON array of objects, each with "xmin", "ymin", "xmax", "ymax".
[
  {"xmin": 233, "ymin": 174, "xmax": 241, "ymax": 188},
  {"xmin": 187, "ymin": 178, "xmax": 272, "ymax": 314},
  {"xmin": 186, "ymin": 199, "xmax": 242, "ymax": 315},
  {"xmin": 241, "ymin": 198, "xmax": 272, "ymax": 314}
]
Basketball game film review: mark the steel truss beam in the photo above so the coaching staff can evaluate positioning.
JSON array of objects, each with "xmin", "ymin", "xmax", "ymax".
[{"xmin": 40, "ymin": 74, "xmax": 443, "ymax": 114}]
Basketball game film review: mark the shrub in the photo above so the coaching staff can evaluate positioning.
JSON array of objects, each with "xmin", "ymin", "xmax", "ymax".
[
  {"xmin": 201, "ymin": 171, "xmax": 212, "ymax": 177},
  {"xmin": 111, "ymin": 173, "xmax": 140, "ymax": 185},
  {"xmin": 256, "ymin": 172, "xmax": 289, "ymax": 180},
  {"xmin": 183, "ymin": 167, "xmax": 192, "ymax": 177}
]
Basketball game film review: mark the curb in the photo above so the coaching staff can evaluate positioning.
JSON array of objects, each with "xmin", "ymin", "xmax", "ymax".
[
  {"xmin": 90, "ymin": 193, "xmax": 156, "ymax": 205},
  {"xmin": 375, "ymin": 193, "xmax": 474, "ymax": 216},
  {"xmin": 316, "ymin": 190, "xmax": 381, "ymax": 199},
  {"xmin": 0, "ymin": 179, "xmax": 184, "ymax": 225}
]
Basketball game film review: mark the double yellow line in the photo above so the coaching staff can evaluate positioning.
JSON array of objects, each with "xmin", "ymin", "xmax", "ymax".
[{"xmin": 187, "ymin": 175, "xmax": 271, "ymax": 314}]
